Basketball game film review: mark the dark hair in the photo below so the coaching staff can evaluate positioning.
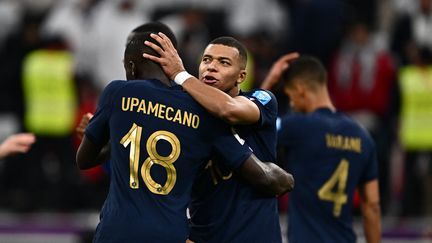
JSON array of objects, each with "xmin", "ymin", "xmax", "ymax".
[
  {"xmin": 282, "ymin": 56, "xmax": 327, "ymax": 89},
  {"xmin": 124, "ymin": 31, "xmax": 164, "ymax": 69},
  {"xmin": 129, "ymin": 22, "xmax": 177, "ymax": 48},
  {"xmin": 125, "ymin": 22, "xmax": 176, "ymax": 63},
  {"xmin": 209, "ymin": 36, "xmax": 247, "ymax": 68}
]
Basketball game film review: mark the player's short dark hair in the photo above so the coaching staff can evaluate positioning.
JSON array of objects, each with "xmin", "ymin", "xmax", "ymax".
[
  {"xmin": 282, "ymin": 56, "xmax": 327, "ymax": 89},
  {"xmin": 209, "ymin": 36, "xmax": 247, "ymax": 69},
  {"xmin": 125, "ymin": 22, "xmax": 176, "ymax": 64},
  {"xmin": 125, "ymin": 32, "xmax": 160, "ymax": 66},
  {"xmin": 129, "ymin": 21, "xmax": 178, "ymax": 48}
]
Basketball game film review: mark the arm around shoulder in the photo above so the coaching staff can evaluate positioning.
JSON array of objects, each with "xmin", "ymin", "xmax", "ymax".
[{"xmin": 182, "ymin": 78, "xmax": 261, "ymax": 125}]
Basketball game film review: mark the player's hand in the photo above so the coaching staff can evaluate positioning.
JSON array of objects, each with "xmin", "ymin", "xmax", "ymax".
[
  {"xmin": 0, "ymin": 133, "xmax": 36, "ymax": 159},
  {"xmin": 143, "ymin": 32, "xmax": 185, "ymax": 80},
  {"xmin": 261, "ymin": 52, "xmax": 300, "ymax": 90},
  {"xmin": 76, "ymin": 113, "xmax": 93, "ymax": 140}
]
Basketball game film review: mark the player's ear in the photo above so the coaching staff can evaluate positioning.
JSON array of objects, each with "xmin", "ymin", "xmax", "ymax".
[
  {"xmin": 236, "ymin": 69, "xmax": 247, "ymax": 85},
  {"xmin": 130, "ymin": 61, "xmax": 136, "ymax": 78},
  {"xmin": 291, "ymin": 80, "xmax": 306, "ymax": 96},
  {"xmin": 125, "ymin": 60, "xmax": 136, "ymax": 79}
]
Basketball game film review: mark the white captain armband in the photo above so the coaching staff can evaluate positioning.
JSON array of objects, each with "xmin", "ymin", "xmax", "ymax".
[{"xmin": 173, "ymin": 71, "xmax": 194, "ymax": 85}]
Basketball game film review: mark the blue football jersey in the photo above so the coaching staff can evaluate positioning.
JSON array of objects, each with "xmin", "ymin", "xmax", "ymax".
[
  {"xmin": 189, "ymin": 89, "xmax": 281, "ymax": 243},
  {"xmin": 278, "ymin": 108, "xmax": 378, "ymax": 243},
  {"xmin": 85, "ymin": 79, "xmax": 252, "ymax": 243}
]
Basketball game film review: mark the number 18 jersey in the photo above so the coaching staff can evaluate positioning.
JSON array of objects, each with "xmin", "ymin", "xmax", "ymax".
[{"xmin": 85, "ymin": 79, "xmax": 252, "ymax": 243}]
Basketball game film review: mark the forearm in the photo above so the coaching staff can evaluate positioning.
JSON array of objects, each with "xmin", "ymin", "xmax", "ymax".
[
  {"xmin": 260, "ymin": 73, "xmax": 281, "ymax": 90},
  {"xmin": 361, "ymin": 202, "xmax": 381, "ymax": 243},
  {"xmin": 182, "ymin": 77, "xmax": 240, "ymax": 123},
  {"xmin": 263, "ymin": 162, "xmax": 294, "ymax": 195},
  {"xmin": 86, "ymin": 143, "xmax": 110, "ymax": 169},
  {"xmin": 76, "ymin": 137, "xmax": 110, "ymax": 170},
  {"xmin": 239, "ymin": 154, "xmax": 294, "ymax": 196},
  {"xmin": 260, "ymin": 52, "xmax": 300, "ymax": 90}
]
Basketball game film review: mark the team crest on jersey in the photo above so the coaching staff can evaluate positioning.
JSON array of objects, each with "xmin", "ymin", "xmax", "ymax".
[{"xmin": 252, "ymin": 90, "xmax": 271, "ymax": 105}]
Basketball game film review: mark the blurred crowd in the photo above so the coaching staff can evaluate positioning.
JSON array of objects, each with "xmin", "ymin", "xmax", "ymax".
[{"xmin": 0, "ymin": 0, "xmax": 431, "ymax": 218}]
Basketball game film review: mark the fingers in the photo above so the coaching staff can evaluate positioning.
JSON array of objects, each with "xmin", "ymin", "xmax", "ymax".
[
  {"xmin": 158, "ymin": 32, "xmax": 175, "ymax": 49},
  {"xmin": 13, "ymin": 143, "xmax": 32, "ymax": 153},
  {"xmin": 11, "ymin": 133, "xmax": 36, "ymax": 146},
  {"xmin": 280, "ymin": 52, "xmax": 300, "ymax": 62},
  {"xmin": 143, "ymin": 34, "xmax": 165, "ymax": 62},
  {"xmin": 150, "ymin": 32, "xmax": 173, "ymax": 51},
  {"xmin": 273, "ymin": 52, "xmax": 300, "ymax": 71},
  {"xmin": 84, "ymin": 112, "xmax": 94, "ymax": 120},
  {"xmin": 6, "ymin": 133, "xmax": 35, "ymax": 153},
  {"xmin": 144, "ymin": 38, "xmax": 164, "ymax": 55},
  {"xmin": 76, "ymin": 113, "xmax": 94, "ymax": 140},
  {"xmin": 143, "ymin": 53, "xmax": 161, "ymax": 62},
  {"xmin": 143, "ymin": 33, "xmax": 179, "ymax": 67}
]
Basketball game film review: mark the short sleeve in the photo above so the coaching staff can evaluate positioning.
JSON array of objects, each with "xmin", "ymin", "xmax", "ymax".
[
  {"xmin": 208, "ymin": 121, "xmax": 253, "ymax": 170},
  {"xmin": 248, "ymin": 89, "xmax": 278, "ymax": 127},
  {"xmin": 85, "ymin": 80, "xmax": 123, "ymax": 147}
]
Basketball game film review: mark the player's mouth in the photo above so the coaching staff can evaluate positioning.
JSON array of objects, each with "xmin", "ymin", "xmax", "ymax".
[{"xmin": 203, "ymin": 75, "xmax": 218, "ymax": 85}]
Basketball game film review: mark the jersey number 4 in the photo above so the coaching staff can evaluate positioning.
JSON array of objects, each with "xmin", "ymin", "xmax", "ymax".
[
  {"xmin": 317, "ymin": 159, "xmax": 349, "ymax": 217},
  {"xmin": 120, "ymin": 123, "xmax": 180, "ymax": 195}
]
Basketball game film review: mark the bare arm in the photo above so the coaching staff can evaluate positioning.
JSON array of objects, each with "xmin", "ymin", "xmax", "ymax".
[
  {"xmin": 75, "ymin": 112, "xmax": 110, "ymax": 169},
  {"xmin": 358, "ymin": 179, "xmax": 381, "ymax": 243},
  {"xmin": 239, "ymin": 154, "xmax": 294, "ymax": 196},
  {"xmin": 260, "ymin": 52, "xmax": 300, "ymax": 90},
  {"xmin": 143, "ymin": 33, "xmax": 260, "ymax": 125},
  {"xmin": 0, "ymin": 133, "xmax": 36, "ymax": 159},
  {"xmin": 181, "ymin": 82, "xmax": 260, "ymax": 124},
  {"xmin": 76, "ymin": 135, "xmax": 110, "ymax": 170}
]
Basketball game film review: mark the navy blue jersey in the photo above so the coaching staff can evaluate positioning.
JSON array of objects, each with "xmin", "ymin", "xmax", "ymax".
[
  {"xmin": 85, "ymin": 79, "xmax": 252, "ymax": 243},
  {"xmin": 278, "ymin": 108, "xmax": 378, "ymax": 243},
  {"xmin": 189, "ymin": 89, "xmax": 281, "ymax": 243}
]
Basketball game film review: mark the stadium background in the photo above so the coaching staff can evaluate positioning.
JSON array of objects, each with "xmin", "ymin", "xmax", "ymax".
[{"xmin": 0, "ymin": 0, "xmax": 431, "ymax": 242}]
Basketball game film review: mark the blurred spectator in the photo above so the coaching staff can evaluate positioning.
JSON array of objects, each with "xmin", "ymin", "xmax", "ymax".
[
  {"xmin": 0, "ymin": 0, "xmax": 22, "ymax": 47},
  {"xmin": 42, "ymin": 0, "xmax": 103, "ymax": 82},
  {"xmin": 0, "ymin": 11, "xmax": 44, "ymax": 131},
  {"xmin": 327, "ymin": 19, "xmax": 397, "ymax": 213},
  {"xmin": 226, "ymin": 0, "xmax": 286, "ymax": 38},
  {"xmin": 391, "ymin": 0, "xmax": 432, "ymax": 65},
  {"xmin": 157, "ymin": 8, "xmax": 212, "ymax": 76},
  {"xmin": 43, "ymin": 0, "xmax": 146, "ymax": 92},
  {"xmin": 90, "ymin": 0, "xmax": 146, "ymax": 91},
  {"xmin": 398, "ymin": 47, "xmax": 432, "ymax": 216},
  {"xmin": 3, "ymin": 35, "xmax": 80, "ymax": 211}
]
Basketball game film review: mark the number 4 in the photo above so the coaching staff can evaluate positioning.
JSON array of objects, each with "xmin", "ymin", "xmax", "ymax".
[{"xmin": 317, "ymin": 159, "xmax": 349, "ymax": 217}]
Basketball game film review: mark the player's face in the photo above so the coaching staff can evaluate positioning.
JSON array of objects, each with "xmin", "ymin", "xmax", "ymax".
[
  {"xmin": 284, "ymin": 82, "xmax": 307, "ymax": 113},
  {"xmin": 198, "ymin": 44, "xmax": 246, "ymax": 96}
]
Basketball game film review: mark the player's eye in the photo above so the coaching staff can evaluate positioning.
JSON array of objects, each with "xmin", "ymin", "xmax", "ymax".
[
  {"xmin": 220, "ymin": 60, "xmax": 231, "ymax": 66},
  {"xmin": 202, "ymin": 57, "xmax": 211, "ymax": 63}
]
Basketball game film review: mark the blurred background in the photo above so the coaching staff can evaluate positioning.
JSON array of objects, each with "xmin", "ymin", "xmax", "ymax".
[{"xmin": 0, "ymin": 0, "xmax": 431, "ymax": 242}]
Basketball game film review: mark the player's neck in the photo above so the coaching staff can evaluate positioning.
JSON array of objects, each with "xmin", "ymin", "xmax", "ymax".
[
  {"xmin": 307, "ymin": 90, "xmax": 335, "ymax": 113},
  {"xmin": 139, "ymin": 72, "xmax": 171, "ymax": 86},
  {"xmin": 227, "ymin": 86, "xmax": 240, "ymax": 97}
]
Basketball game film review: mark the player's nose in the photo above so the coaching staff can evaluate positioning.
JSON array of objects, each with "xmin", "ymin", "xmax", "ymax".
[{"xmin": 206, "ymin": 61, "xmax": 217, "ymax": 71}]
